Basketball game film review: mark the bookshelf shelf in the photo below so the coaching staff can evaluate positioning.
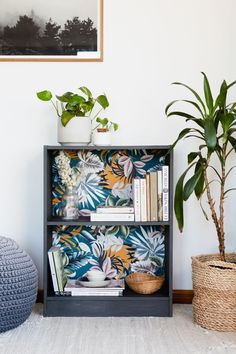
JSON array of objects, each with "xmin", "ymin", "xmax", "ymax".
[{"xmin": 44, "ymin": 145, "xmax": 173, "ymax": 317}]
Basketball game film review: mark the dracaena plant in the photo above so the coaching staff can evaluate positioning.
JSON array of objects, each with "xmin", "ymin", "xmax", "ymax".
[
  {"xmin": 166, "ymin": 72, "xmax": 236, "ymax": 262},
  {"xmin": 37, "ymin": 86, "xmax": 109, "ymax": 127}
]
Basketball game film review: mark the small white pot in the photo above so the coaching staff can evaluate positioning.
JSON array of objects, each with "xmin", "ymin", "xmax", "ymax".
[
  {"xmin": 58, "ymin": 117, "xmax": 91, "ymax": 145},
  {"xmin": 93, "ymin": 131, "xmax": 112, "ymax": 146}
]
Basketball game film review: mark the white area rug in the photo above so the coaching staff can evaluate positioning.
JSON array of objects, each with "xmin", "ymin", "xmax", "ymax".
[{"xmin": 0, "ymin": 304, "xmax": 236, "ymax": 354}]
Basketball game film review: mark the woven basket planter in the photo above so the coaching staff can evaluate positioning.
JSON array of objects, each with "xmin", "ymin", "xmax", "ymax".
[{"xmin": 192, "ymin": 253, "xmax": 236, "ymax": 331}]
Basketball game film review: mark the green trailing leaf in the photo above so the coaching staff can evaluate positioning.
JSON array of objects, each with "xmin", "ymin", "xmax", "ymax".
[
  {"xmin": 37, "ymin": 90, "xmax": 52, "ymax": 101},
  {"xmin": 61, "ymin": 111, "xmax": 74, "ymax": 127},
  {"xmin": 68, "ymin": 95, "xmax": 86, "ymax": 106},
  {"xmin": 113, "ymin": 122, "xmax": 119, "ymax": 131},
  {"xmin": 96, "ymin": 117, "xmax": 108, "ymax": 127},
  {"xmin": 188, "ymin": 152, "xmax": 199, "ymax": 164},
  {"xmin": 174, "ymin": 163, "xmax": 196, "ymax": 232},
  {"xmin": 96, "ymin": 94, "xmax": 109, "ymax": 109},
  {"xmin": 202, "ymin": 72, "xmax": 213, "ymax": 114},
  {"xmin": 183, "ymin": 166, "xmax": 203, "ymax": 201},
  {"xmin": 79, "ymin": 86, "xmax": 92, "ymax": 98},
  {"xmin": 204, "ymin": 117, "xmax": 217, "ymax": 149},
  {"xmin": 172, "ymin": 82, "xmax": 206, "ymax": 115},
  {"xmin": 56, "ymin": 92, "xmax": 74, "ymax": 103}
]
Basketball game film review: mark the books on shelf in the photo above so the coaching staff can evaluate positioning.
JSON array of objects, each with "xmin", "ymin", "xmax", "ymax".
[
  {"xmin": 90, "ymin": 212, "xmax": 134, "ymax": 222},
  {"xmin": 65, "ymin": 279, "xmax": 125, "ymax": 296},
  {"xmin": 132, "ymin": 166, "xmax": 169, "ymax": 222},
  {"xmin": 96, "ymin": 206, "xmax": 134, "ymax": 214},
  {"xmin": 48, "ymin": 246, "xmax": 67, "ymax": 295}
]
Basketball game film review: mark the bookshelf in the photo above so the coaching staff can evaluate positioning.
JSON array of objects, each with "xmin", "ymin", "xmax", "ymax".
[{"xmin": 44, "ymin": 145, "xmax": 173, "ymax": 317}]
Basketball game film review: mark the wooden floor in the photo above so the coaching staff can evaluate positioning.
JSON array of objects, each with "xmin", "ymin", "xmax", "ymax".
[{"xmin": 1, "ymin": 304, "xmax": 236, "ymax": 354}]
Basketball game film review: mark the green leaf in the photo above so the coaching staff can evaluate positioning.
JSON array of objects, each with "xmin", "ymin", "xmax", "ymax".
[
  {"xmin": 219, "ymin": 112, "xmax": 235, "ymax": 139},
  {"xmin": 96, "ymin": 117, "xmax": 102, "ymax": 123},
  {"xmin": 172, "ymin": 82, "xmax": 207, "ymax": 115},
  {"xmin": 214, "ymin": 81, "xmax": 227, "ymax": 110},
  {"xmin": 37, "ymin": 90, "xmax": 52, "ymax": 101},
  {"xmin": 174, "ymin": 162, "xmax": 196, "ymax": 232},
  {"xmin": 183, "ymin": 166, "xmax": 203, "ymax": 201},
  {"xmin": 68, "ymin": 95, "xmax": 85, "ymax": 105},
  {"xmin": 167, "ymin": 111, "xmax": 197, "ymax": 120},
  {"xmin": 61, "ymin": 111, "xmax": 74, "ymax": 127},
  {"xmin": 194, "ymin": 161, "xmax": 205, "ymax": 199},
  {"xmin": 204, "ymin": 117, "xmax": 217, "ymax": 150},
  {"xmin": 165, "ymin": 99, "xmax": 204, "ymax": 117},
  {"xmin": 201, "ymin": 72, "xmax": 213, "ymax": 114},
  {"xmin": 96, "ymin": 94, "xmax": 109, "ymax": 109},
  {"xmin": 187, "ymin": 152, "xmax": 199, "ymax": 164},
  {"xmin": 113, "ymin": 123, "xmax": 119, "ymax": 131},
  {"xmin": 168, "ymin": 128, "xmax": 192, "ymax": 153},
  {"xmin": 228, "ymin": 136, "xmax": 236, "ymax": 152},
  {"xmin": 79, "ymin": 86, "xmax": 92, "ymax": 98},
  {"xmin": 227, "ymin": 80, "xmax": 236, "ymax": 90},
  {"xmin": 99, "ymin": 118, "xmax": 109, "ymax": 127},
  {"xmin": 56, "ymin": 92, "xmax": 73, "ymax": 103}
]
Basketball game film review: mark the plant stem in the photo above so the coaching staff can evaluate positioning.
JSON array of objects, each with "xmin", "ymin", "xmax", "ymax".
[
  {"xmin": 203, "ymin": 161, "xmax": 224, "ymax": 260},
  {"xmin": 218, "ymin": 144, "xmax": 227, "ymax": 261}
]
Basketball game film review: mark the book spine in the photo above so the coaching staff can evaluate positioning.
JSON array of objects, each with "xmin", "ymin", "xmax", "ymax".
[
  {"xmin": 90, "ymin": 213, "xmax": 135, "ymax": 221},
  {"xmin": 162, "ymin": 166, "xmax": 169, "ymax": 221},
  {"xmin": 146, "ymin": 173, "xmax": 150, "ymax": 221},
  {"xmin": 96, "ymin": 207, "xmax": 134, "ymax": 214},
  {"xmin": 133, "ymin": 178, "xmax": 141, "ymax": 222},
  {"xmin": 150, "ymin": 172, "xmax": 158, "ymax": 221},
  {"xmin": 53, "ymin": 249, "xmax": 66, "ymax": 292},
  {"xmin": 157, "ymin": 170, "xmax": 163, "ymax": 221},
  {"xmin": 48, "ymin": 250, "xmax": 59, "ymax": 294},
  {"xmin": 140, "ymin": 178, "xmax": 147, "ymax": 222}
]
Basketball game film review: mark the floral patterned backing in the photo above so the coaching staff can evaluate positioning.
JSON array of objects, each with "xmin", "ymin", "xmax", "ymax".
[
  {"xmin": 52, "ymin": 149, "xmax": 166, "ymax": 216},
  {"xmin": 51, "ymin": 149, "xmax": 167, "ymax": 279},
  {"xmin": 52, "ymin": 225, "xmax": 165, "ymax": 279}
]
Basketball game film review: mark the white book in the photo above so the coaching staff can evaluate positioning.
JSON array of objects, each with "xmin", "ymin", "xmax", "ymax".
[
  {"xmin": 48, "ymin": 247, "xmax": 59, "ymax": 294},
  {"xmin": 140, "ymin": 178, "xmax": 147, "ymax": 222},
  {"xmin": 132, "ymin": 178, "xmax": 141, "ymax": 222},
  {"xmin": 96, "ymin": 206, "xmax": 134, "ymax": 214},
  {"xmin": 157, "ymin": 170, "xmax": 163, "ymax": 221},
  {"xmin": 162, "ymin": 166, "xmax": 169, "ymax": 221},
  {"xmin": 90, "ymin": 212, "xmax": 134, "ymax": 221},
  {"xmin": 69, "ymin": 291, "xmax": 123, "ymax": 296}
]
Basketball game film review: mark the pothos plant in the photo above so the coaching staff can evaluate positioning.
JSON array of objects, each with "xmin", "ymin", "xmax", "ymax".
[
  {"xmin": 94, "ymin": 117, "xmax": 119, "ymax": 132},
  {"xmin": 166, "ymin": 72, "xmax": 236, "ymax": 262},
  {"xmin": 37, "ymin": 86, "xmax": 109, "ymax": 127}
]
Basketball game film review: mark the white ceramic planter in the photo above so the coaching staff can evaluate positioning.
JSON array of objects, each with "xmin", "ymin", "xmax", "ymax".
[
  {"xmin": 58, "ymin": 117, "xmax": 91, "ymax": 145},
  {"xmin": 93, "ymin": 131, "xmax": 112, "ymax": 146}
]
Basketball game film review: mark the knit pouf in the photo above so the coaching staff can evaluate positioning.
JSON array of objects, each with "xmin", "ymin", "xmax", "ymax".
[{"xmin": 0, "ymin": 236, "xmax": 38, "ymax": 333}]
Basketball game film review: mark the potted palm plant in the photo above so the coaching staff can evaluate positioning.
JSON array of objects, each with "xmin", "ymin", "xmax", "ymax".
[
  {"xmin": 166, "ymin": 72, "xmax": 236, "ymax": 331},
  {"xmin": 37, "ymin": 86, "xmax": 109, "ymax": 145}
]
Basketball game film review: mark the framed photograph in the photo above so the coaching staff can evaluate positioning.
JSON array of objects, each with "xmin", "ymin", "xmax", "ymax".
[{"xmin": 0, "ymin": 0, "xmax": 103, "ymax": 62}]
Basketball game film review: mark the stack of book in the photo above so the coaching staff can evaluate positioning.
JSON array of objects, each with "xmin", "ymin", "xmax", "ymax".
[
  {"xmin": 133, "ymin": 166, "xmax": 169, "ymax": 222},
  {"xmin": 64, "ymin": 279, "xmax": 125, "ymax": 296},
  {"xmin": 48, "ymin": 246, "xmax": 67, "ymax": 295},
  {"xmin": 90, "ymin": 206, "xmax": 134, "ymax": 221}
]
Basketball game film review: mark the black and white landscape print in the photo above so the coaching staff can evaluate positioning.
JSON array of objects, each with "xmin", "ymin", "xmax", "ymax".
[{"xmin": 0, "ymin": 0, "xmax": 101, "ymax": 58}]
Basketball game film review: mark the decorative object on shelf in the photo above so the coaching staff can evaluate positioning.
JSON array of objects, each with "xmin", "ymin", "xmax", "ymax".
[
  {"xmin": 87, "ymin": 269, "xmax": 106, "ymax": 281},
  {"xmin": 92, "ymin": 117, "xmax": 119, "ymax": 146},
  {"xmin": 0, "ymin": 0, "xmax": 103, "ymax": 62},
  {"xmin": 52, "ymin": 149, "xmax": 165, "ymax": 218},
  {"xmin": 0, "ymin": 236, "xmax": 38, "ymax": 333},
  {"xmin": 52, "ymin": 224, "xmax": 165, "ymax": 280},
  {"xmin": 62, "ymin": 186, "xmax": 79, "ymax": 220},
  {"xmin": 65, "ymin": 278, "xmax": 125, "ymax": 296},
  {"xmin": 166, "ymin": 72, "xmax": 236, "ymax": 331},
  {"xmin": 37, "ymin": 86, "xmax": 109, "ymax": 145},
  {"xmin": 125, "ymin": 272, "xmax": 165, "ymax": 295}
]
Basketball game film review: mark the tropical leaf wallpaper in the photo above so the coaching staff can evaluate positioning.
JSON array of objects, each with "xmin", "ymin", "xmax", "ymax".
[
  {"xmin": 52, "ymin": 149, "xmax": 166, "ymax": 216},
  {"xmin": 51, "ymin": 149, "xmax": 167, "ymax": 280},
  {"xmin": 52, "ymin": 225, "xmax": 166, "ymax": 279}
]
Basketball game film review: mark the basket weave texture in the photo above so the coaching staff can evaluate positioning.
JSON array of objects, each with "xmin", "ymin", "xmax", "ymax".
[
  {"xmin": 192, "ymin": 253, "xmax": 236, "ymax": 332},
  {"xmin": 126, "ymin": 273, "xmax": 165, "ymax": 295}
]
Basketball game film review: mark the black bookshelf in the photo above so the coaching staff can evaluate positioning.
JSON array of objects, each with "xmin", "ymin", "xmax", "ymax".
[{"xmin": 43, "ymin": 145, "xmax": 173, "ymax": 317}]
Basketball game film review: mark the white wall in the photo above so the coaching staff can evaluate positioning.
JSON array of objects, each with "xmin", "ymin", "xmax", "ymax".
[{"xmin": 0, "ymin": 0, "xmax": 236, "ymax": 289}]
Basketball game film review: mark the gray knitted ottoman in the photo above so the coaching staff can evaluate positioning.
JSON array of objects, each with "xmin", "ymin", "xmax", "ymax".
[{"xmin": 0, "ymin": 236, "xmax": 38, "ymax": 332}]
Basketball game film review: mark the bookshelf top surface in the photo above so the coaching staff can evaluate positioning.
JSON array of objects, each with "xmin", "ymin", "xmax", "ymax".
[{"xmin": 44, "ymin": 145, "xmax": 171, "ymax": 151}]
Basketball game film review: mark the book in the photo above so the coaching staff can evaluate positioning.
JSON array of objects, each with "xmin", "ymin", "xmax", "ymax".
[
  {"xmin": 157, "ymin": 170, "xmax": 163, "ymax": 221},
  {"xmin": 48, "ymin": 247, "xmax": 59, "ymax": 294},
  {"xmin": 132, "ymin": 178, "xmax": 141, "ymax": 222},
  {"xmin": 65, "ymin": 279, "xmax": 125, "ymax": 296},
  {"xmin": 96, "ymin": 206, "xmax": 134, "ymax": 214},
  {"xmin": 162, "ymin": 166, "xmax": 169, "ymax": 221},
  {"xmin": 52, "ymin": 247, "xmax": 67, "ymax": 293},
  {"xmin": 149, "ymin": 172, "xmax": 158, "ymax": 221},
  {"xmin": 140, "ymin": 178, "xmax": 147, "ymax": 222},
  {"xmin": 90, "ymin": 212, "xmax": 135, "ymax": 222},
  {"xmin": 146, "ymin": 173, "xmax": 150, "ymax": 221}
]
